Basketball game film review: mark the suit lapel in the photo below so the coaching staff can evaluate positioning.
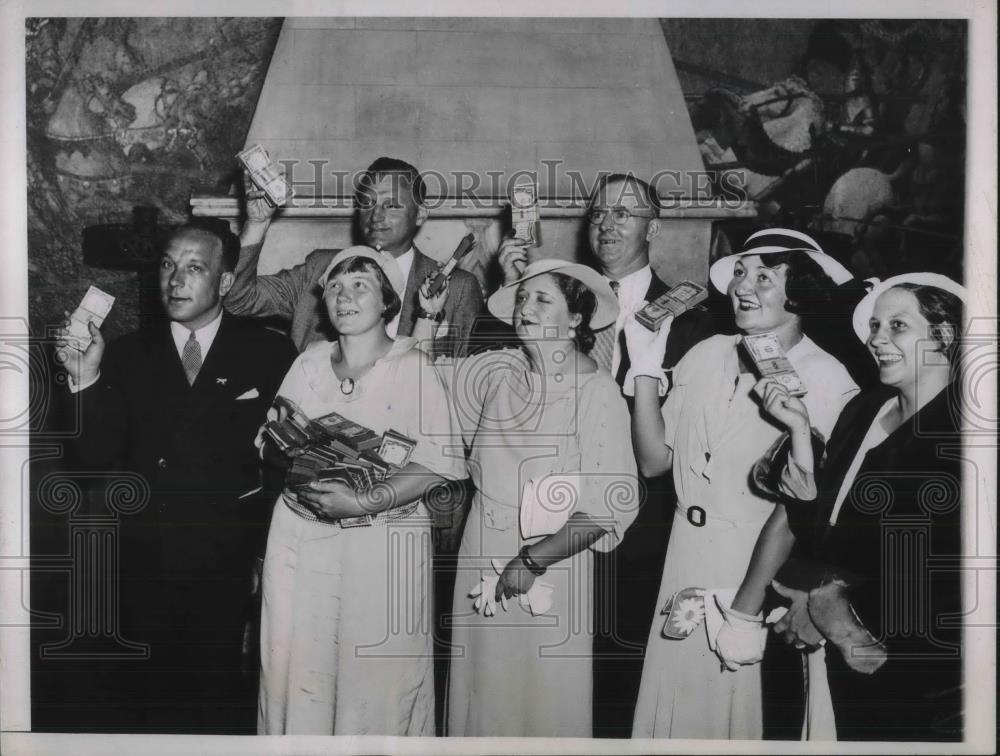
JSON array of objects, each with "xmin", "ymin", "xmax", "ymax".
[
  {"xmin": 173, "ymin": 315, "xmax": 236, "ymax": 432},
  {"xmin": 397, "ymin": 247, "xmax": 436, "ymax": 337}
]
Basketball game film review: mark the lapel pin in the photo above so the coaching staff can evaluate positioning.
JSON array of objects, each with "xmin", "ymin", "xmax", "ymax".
[{"xmin": 217, "ymin": 377, "xmax": 228, "ymax": 385}]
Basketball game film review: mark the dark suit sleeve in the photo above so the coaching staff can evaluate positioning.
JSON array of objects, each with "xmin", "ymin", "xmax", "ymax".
[
  {"xmin": 71, "ymin": 339, "xmax": 132, "ymax": 470},
  {"xmin": 444, "ymin": 269, "xmax": 486, "ymax": 358},
  {"xmin": 662, "ymin": 306, "xmax": 715, "ymax": 371},
  {"xmin": 262, "ymin": 333, "xmax": 299, "ymax": 403}
]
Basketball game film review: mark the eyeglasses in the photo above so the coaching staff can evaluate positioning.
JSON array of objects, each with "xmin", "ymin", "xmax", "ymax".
[{"xmin": 587, "ymin": 207, "xmax": 658, "ymax": 226}]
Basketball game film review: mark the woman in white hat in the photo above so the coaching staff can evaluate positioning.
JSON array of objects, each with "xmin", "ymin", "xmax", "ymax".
[
  {"xmin": 419, "ymin": 259, "xmax": 639, "ymax": 737},
  {"xmin": 256, "ymin": 247, "xmax": 465, "ymax": 736},
  {"xmin": 758, "ymin": 273, "xmax": 966, "ymax": 741},
  {"xmin": 629, "ymin": 228, "xmax": 860, "ymax": 739}
]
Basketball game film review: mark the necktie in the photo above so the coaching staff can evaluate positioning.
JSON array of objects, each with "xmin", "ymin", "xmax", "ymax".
[
  {"xmin": 181, "ymin": 330, "xmax": 202, "ymax": 386},
  {"xmin": 589, "ymin": 280, "xmax": 620, "ymax": 372}
]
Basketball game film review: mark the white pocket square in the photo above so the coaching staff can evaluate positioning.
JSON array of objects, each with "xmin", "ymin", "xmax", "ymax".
[{"xmin": 235, "ymin": 388, "xmax": 260, "ymax": 400}]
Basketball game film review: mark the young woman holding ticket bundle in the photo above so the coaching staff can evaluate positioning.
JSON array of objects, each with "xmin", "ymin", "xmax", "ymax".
[
  {"xmin": 754, "ymin": 274, "xmax": 966, "ymax": 741},
  {"xmin": 256, "ymin": 246, "xmax": 464, "ymax": 736},
  {"xmin": 416, "ymin": 260, "xmax": 639, "ymax": 737},
  {"xmin": 628, "ymin": 229, "xmax": 859, "ymax": 739}
]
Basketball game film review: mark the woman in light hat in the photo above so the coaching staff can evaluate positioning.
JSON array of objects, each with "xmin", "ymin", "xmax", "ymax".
[
  {"xmin": 758, "ymin": 273, "xmax": 966, "ymax": 741},
  {"xmin": 256, "ymin": 247, "xmax": 465, "ymax": 735},
  {"xmin": 630, "ymin": 228, "xmax": 860, "ymax": 739},
  {"xmin": 419, "ymin": 259, "xmax": 639, "ymax": 737}
]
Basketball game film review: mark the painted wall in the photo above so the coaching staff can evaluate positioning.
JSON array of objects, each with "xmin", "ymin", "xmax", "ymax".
[{"xmin": 26, "ymin": 17, "xmax": 282, "ymax": 341}]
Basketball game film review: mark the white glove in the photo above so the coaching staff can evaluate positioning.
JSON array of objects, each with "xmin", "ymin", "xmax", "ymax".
[
  {"xmin": 467, "ymin": 559, "xmax": 553, "ymax": 617},
  {"xmin": 468, "ymin": 572, "xmax": 506, "ymax": 616},
  {"xmin": 716, "ymin": 604, "xmax": 767, "ymax": 671},
  {"xmin": 622, "ymin": 313, "xmax": 673, "ymax": 397},
  {"xmin": 704, "ymin": 588, "xmax": 767, "ymax": 671}
]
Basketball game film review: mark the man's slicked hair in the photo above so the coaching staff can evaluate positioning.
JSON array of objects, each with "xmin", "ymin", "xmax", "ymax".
[
  {"xmin": 358, "ymin": 156, "xmax": 426, "ymax": 205},
  {"xmin": 168, "ymin": 218, "xmax": 240, "ymax": 272}
]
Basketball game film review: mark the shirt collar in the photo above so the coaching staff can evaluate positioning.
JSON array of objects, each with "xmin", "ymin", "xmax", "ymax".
[
  {"xmin": 611, "ymin": 265, "xmax": 653, "ymax": 314},
  {"xmin": 170, "ymin": 309, "xmax": 224, "ymax": 359}
]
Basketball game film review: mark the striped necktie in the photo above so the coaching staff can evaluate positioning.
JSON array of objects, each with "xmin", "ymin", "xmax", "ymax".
[
  {"xmin": 181, "ymin": 330, "xmax": 202, "ymax": 386},
  {"xmin": 589, "ymin": 280, "xmax": 620, "ymax": 372}
]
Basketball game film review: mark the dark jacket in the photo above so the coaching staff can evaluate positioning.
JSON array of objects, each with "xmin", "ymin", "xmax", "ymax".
[{"xmin": 786, "ymin": 385, "xmax": 964, "ymax": 741}]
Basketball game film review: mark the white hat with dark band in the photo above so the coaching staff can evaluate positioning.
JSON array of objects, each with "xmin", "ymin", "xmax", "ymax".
[{"xmin": 709, "ymin": 228, "xmax": 853, "ymax": 293}]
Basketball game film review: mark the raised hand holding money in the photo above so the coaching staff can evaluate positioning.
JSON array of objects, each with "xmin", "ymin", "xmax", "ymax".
[
  {"xmin": 243, "ymin": 168, "xmax": 278, "ymax": 225},
  {"xmin": 497, "ymin": 236, "xmax": 529, "ymax": 285},
  {"xmin": 54, "ymin": 312, "xmax": 105, "ymax": 387},
  {"xmin": 621, "ymin": 311, "xmax": 673, "ymax": 396},
  {"xmin": 752, "ymin": 376, "xmax": 811, "ymax": 434}
]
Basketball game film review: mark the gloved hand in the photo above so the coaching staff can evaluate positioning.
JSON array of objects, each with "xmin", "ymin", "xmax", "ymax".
[
  {"xmin": 622, "ymin": 313, "xmax": 673, "ymax": 397},
  {"xmin": 467, "ymin": 559, "xmax": 553, "ymax": 617},
  {"xmin": 468, "ymin": 572, "xmax": 506, "ymax": 616},
  {"xmin": 706, "ymin": 590, "xmax": 767, "ymax": 672}
]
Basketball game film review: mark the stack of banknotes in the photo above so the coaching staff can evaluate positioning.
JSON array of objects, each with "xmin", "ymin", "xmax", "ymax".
[{"xmin": 263, "ymin": 397, "xmax": 416, "ymax": 492}]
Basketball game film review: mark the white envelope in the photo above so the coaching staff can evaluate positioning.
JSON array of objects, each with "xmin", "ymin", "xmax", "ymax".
[
  {"xmin": 519, "ymin": 473, "xmax": 580, "ymax": 540},
  {"xmin": 235, "ymin": 388, "xmax": 260, "ymax": 400}
]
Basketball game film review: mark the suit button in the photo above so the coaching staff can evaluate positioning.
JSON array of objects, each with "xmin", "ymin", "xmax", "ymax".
[{"xmin": 157, "ymin": 458, "xmax": 168, "ymax": 469}]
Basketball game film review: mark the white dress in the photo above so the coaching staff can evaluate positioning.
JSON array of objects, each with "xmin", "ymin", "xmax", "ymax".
[
  {"xmin": 258, "ymin": 337, "xmax": 465, "ymax": 735},
  {"xmin": 632, "ymin": 334, "xmax": 858, "ymax": 740},
  {"xmin": 445, "ymin": 349, "xmax": 639, "ymax": 737}
]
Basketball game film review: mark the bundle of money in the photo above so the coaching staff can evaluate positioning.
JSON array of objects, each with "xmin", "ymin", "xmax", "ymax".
[
  {"xmin": 635, "ymin": 281, "xmax": 708, "ymax": 331},
  {"xmin": 510, "ymin": 179, "xmax": 540, "ymax": 247},
  {"xmin": 237, "ymin": 144, "xmax": 294, "ymax": 207},
  {"xmin": 65, "ymin": 286, "xmax": 116, "ymax": 351},
  {"xmin": 740, "ymin": 332, "xmax": 808, "ymax": 396},
  {"xmin": 427, "ymin": 233, "xmax": 476, "ymax": 297},
  {"xmin": 264, "ymin": 401, "xmax": 408, "ymax": 492},
  {"xmin": 378, "ymin": 429, "xmax": 417, "ymax": 468},
  {"xmin": 262, "ymin": 396, "xmax": 325, "ymax": 453}
]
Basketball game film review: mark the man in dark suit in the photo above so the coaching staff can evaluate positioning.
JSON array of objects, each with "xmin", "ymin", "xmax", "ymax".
[
  {"xmin": 56, "ymin": 219, "xmax": 297, "ymax": 733},
  {"xmin": 226, "ymin": 155, "xmax": 484, "ymax": 356},
  {"xmin": 499, "ymin": 173, "xmax": 716, "ymax": 737}
]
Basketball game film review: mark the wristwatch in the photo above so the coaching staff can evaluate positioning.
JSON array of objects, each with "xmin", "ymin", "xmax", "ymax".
[{"xmin": 519, "ymin": 545, "xmax": 546, "ymax": 576}]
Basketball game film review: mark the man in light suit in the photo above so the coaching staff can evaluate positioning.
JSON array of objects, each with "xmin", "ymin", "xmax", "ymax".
[
  {"xmin": 226, "ymin": 155, "xmax": 484, "ymax": 356},
  {"xmin": 499, "ymin": 173, "xmax": 716, "ymax": 737},
  {"xmin": 56, "ymin": 219, "xmax": 297, "ymax": 733}
]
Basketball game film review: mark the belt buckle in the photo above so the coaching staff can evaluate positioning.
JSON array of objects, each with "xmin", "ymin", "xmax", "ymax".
[{"xmin": 686, "ymin": 505, "xmax": 706, "ymax": 527}]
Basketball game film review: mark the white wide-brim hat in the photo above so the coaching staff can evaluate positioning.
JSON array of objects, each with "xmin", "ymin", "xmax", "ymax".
[
  {"xmin": 317, "ymin": 245, "xmax": 406, "ymax": 295},
  {"xmin": 851, "ymin": 273, "xmax": 968, "ymax": 342},
  {"xmin": 709, "ymin": 227, "xmax": 853, "ymax": 293},
  {"xmin": 487, "ymin": 258, "xmax": 619, "ymax": 330}
]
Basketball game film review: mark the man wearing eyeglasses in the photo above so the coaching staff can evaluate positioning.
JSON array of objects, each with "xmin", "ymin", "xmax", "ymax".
[
  {"xmin": 228, "ymin": 155, "xmax": 484, "ymax": 357},
  {"xmin": 499, "ymin": 173, "xmax": 715, "ymax": 738}
]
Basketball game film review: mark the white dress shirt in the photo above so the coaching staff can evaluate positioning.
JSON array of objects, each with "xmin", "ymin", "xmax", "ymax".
[
  {"xmin": 386, "ymin": 246, "xmax": 414, "ymax": 338},
  {"xmin": 169, "ymin": 308, "xmax": 224, "ymax": 361},
  {"xmin": 610, "ymin": 264, "xmax": 654, "ymax": 379}
]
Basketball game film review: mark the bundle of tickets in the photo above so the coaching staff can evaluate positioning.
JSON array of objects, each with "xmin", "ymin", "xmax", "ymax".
[
  {"xmin": 635, "ymin": 281, "xmax": 709, "ymax": 331},
  {"xmin": 65, "ymin": 286, "xmax": 115, "ymax": 351},
  {"xmin": 740, "ymin": 332, "xmax": 808, "ymax": 396},
  {"xmin": 427, "ymin": 233, "xmax": 476, "ymax": 297},
  {"xmin": 262, "ymin": 399, "xmax": 416, "ymax": 492},
  {"xmin": 509, "ymin": 178, "xmax": 540, "ymax": 247},
  {"xmin": 237, "ymin": 144, "xmax": 294, "ymax": 207}
]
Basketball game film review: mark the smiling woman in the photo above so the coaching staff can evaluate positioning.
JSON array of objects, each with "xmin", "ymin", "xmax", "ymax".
[
  {"xmin": 255, "ymin": 246, "xmax": 465, "ymax": 736},
  {"xmin": 630, "ymin": 228, "xmax": 860, "ymax": 739},
  {"xmin": 755, "ymin": 273, "xmax": 967, "ymax": 741}
]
